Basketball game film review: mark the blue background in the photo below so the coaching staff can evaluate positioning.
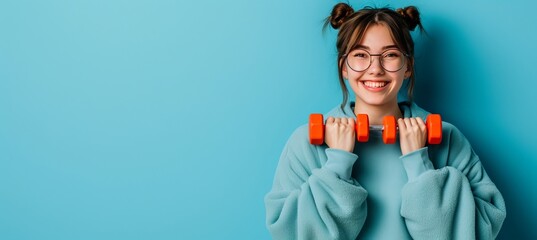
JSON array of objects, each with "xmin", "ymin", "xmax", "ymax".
[{"xmin": 1, "ymin": 0, "xmax": 535, "ymax": 239}]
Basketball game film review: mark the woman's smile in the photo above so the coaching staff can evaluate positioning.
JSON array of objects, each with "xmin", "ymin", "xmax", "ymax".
[{"xmin": 360, "ymin": 80, "xmax": 390, "ymax": 92}]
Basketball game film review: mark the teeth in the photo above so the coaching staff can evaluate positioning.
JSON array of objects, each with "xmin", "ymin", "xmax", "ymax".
[{"xmin": 363, "ymin": 81, "xmax": 387, "ymax": 88}]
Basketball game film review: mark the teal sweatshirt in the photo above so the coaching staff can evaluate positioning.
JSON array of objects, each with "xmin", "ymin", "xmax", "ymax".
[{"xmin": 264, "ymin": 101, "xmax": 506, "ymax": 240}]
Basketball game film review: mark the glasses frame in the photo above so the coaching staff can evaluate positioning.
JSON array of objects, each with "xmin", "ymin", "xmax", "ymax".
[{"xmin": 344, "ymin": 49, "xmax": 410, "ymax": 73}]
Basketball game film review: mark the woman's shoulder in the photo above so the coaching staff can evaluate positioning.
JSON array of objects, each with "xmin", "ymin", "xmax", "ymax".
[
  {"xmin": 284, "ymin": 123, "xmax": 320, "ymax": 155},
  {"xmin": 289, "ymin": 124, "xmax": 310, "ymax": 142},
  {"xmin": 281, "ymin": 123, "xmax": 326, "ymax": 170}
]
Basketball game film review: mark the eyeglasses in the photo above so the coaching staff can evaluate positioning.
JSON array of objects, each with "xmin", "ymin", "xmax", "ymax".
[{"xmin": 344, "ymin": 49, "xmax": 409, "ymax": 72}]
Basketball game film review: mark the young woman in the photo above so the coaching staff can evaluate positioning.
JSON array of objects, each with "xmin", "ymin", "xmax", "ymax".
[{"xmin": 264, "ymin": 3, "xmax": 506, "ymax": 240}]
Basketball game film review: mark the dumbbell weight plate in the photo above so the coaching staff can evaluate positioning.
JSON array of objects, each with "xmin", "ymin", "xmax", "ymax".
[
  {"xmin": 383, "ymin": 116, "xmax": 397, "ymax": 144},
  {"xmin": 309, "ymin": 113, "xmax": 324, "ymax": 145},
  {"xmin": 356, "ymin": 114, "xmax": 370, "ymax": 142},
  {"xmin": 426, "ymin": 114, "xmax": 442, "ymax": 144}
]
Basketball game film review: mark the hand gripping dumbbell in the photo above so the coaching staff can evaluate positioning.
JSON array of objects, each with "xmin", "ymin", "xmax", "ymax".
[{"xmin": 309, "ymin": 113, "xmax": 442, "ymax": 145}]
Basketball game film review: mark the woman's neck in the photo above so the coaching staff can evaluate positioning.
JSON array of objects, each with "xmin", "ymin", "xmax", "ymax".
[{"xmin": 353, "ymin": 100, "xmax": 403, "ymax": 125}]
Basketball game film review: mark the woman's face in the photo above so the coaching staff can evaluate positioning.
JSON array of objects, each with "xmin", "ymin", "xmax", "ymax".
[{"xmin": 342, "ymin": 24, "xmax": 411, "ymax": 108}]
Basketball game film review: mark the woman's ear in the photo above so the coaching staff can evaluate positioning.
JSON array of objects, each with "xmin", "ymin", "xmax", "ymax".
[
  {"xmin": 404, "ymin": 59, "xmax": 414, "ymax": 79},
  {"xmin": 404, "ymin": 69, "xmax": 411, "ymax": 79},
  {"xmin": 341, "ymin": 59, "xmax": 348, "ymax": 79}
]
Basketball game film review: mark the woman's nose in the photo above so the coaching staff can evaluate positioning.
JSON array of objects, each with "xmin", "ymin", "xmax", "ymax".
[{"xmin": 368, "ymin": 56, "xmax": 384, "ymax": 74}]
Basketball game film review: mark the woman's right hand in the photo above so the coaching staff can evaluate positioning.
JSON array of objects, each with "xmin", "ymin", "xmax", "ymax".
[{"xmin": 325, "ymin": 117, "xmax": 356, "ymax": 152}]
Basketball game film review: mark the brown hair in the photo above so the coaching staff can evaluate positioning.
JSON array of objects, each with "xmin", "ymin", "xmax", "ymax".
[{"xmin": 324, "ymin": 3, "xmax": 424, "ymax": 111}]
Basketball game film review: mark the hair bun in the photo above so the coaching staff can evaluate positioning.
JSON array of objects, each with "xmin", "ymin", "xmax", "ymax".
[
  {"xmin": 396, "ymin": 6, "xmax": 421, "ymax": 31},
  {"xmin": 329, "ymin": 3, "xmax": 355, "ymax": 29}
]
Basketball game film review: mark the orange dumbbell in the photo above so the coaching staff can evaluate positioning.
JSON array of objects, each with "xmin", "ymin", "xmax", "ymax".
[{"xmin": 309, "ymin": 113, "xmax": 442, "ymax": 145}]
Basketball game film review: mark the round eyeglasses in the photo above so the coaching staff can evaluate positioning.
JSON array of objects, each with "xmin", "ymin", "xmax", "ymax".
[{"xmin": 344, "ymin": 49, "xmax": 409, "ymax": 72}]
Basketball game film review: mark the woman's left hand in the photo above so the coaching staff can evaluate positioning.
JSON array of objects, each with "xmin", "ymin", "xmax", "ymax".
[{"xmin": 398, "ymin": 117, "xmax": 427, "ymax": 155}]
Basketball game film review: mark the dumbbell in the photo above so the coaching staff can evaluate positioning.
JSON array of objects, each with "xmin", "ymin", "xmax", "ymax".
[{"xmin": 309, "ymin": 113, "xmax": 442, "ymax": 145}]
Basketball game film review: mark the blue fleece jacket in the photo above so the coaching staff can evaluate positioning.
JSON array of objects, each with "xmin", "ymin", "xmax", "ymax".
[{"xmin": 264, "ymin": 101, "xmax": 506, "ymax": 240}]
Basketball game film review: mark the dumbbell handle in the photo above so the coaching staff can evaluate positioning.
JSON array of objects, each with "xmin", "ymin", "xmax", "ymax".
[
  {"xmin": 368, "ymin": 125, "xmax": 423, "ymax": 131},
  {"xmin": 369, "ymin": 125, "xmax": 386, "ymax": 131}
]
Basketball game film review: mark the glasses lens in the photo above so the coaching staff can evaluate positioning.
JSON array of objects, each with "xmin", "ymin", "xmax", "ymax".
[
  {"xmin": 381, "ymin": 50, "xmax": 405, "ymax": 72},
  {"xmin": 346, "ymin": 49, "xmax": 370, "ymax": 72}
]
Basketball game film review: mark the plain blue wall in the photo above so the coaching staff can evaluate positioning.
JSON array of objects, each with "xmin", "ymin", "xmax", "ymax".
[{"xmin": 1, "ymin": 0, "xmax": 535, "ymax": 239}]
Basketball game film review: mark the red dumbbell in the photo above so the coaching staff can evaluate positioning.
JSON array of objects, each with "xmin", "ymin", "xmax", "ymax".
[{"xmin": 309, "ymin": 114, "xmax": 442, "ymax": 145}]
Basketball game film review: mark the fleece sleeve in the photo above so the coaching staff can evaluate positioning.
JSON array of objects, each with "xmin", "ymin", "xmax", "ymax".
[
  {"xmin": 399, "ymin": 126, "xmax": 506, "ymax": 240},
  {"xmin": 264, "ymin": 126, "xmax": 368, "ymax": 240}
]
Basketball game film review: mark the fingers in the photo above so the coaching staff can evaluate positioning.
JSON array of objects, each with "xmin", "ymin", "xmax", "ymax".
[
  {"xmin": 409, "ymin": 118, "xmax": 420, "ymax": 133},
  {"xmin": 398, "ymin": 117, "xmax": 428, "ymax": 155},
  {"xmin": 348, "ymin": 117, "xmax": 355, "ymax": 126},
  {"xmin": 326, "ymin": 117, "xmax": 355, "ymax": 126},
  {"xmin": 398, "ymin": 118, "xmax": 407, "ymax": 132},
  {"xmin": 416, "ymin": 117, "xmax": 427, "ymax": 132},
  {"xmin": 409, "ymin": 117, "xmax": 417, "ymax": 127},
  {"xmin": 324, "ymin": 117, "xmax": 356, "ymax": 152},
  {"xmin": 398, "ymin": 117, "xmax": 425, "ymax": 130},
  {"xmin": 338, "ymin": 117, "xmax": 355, "ymax": 125}
]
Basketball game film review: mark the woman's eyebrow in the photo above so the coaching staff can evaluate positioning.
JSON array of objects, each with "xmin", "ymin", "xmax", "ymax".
[
  {"xmin": 356, "ymin": 44, "xmax": 399, "ymax": 50},
  {"xmin": 382, "ymin": 45, "xmax": 398, "ymax": 50}
]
